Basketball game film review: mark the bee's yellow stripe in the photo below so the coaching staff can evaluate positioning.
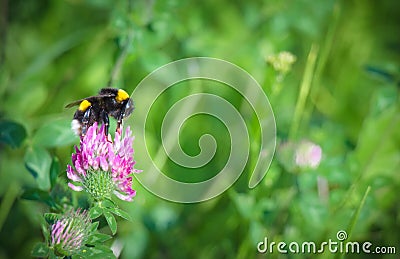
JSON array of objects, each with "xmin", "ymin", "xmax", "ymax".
[
  {"xmin": 116, "ymin": 89, "xmax": 129, "ymax": 102},
  {"xmin": 79, "ymin": 100, "xmax": 91, "ymax": 111}
]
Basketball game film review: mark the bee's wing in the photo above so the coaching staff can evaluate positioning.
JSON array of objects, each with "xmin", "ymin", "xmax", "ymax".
[
  {"xmin": 65, "ymin": 93, "xmax": 115, "ymax": 109},
  {"xmin": 65, "ymin": 99, "xmax": 86, "ymax": 108}
]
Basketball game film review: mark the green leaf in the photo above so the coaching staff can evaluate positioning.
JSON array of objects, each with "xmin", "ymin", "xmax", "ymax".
[
  {"xmin": 41, "ymin": 219, "xmax": 50, "ymax": 244},
  {"xmin": 32, "ymin": 118, "xmax": 78, "ymax": 147},
  {"xmin": 86, "ymin": 233, "xmax": 112, "ymax": 244},
  {"xmin": 48, "ymin": 250, "xmax": 57, "ymax": 259},
  {"xmin": 89, "ymin": 205, "xmax": 103, "ymax": 220},
  {"xmin": 107, "ymin": 206, "xmax": 132, "ymax": 221},
  {"xmin": 0, "ymin": 120, "xmax": 27, "ymax": 148},
  {"xmin": 77, "ymin": 245, "xmax": 115, "ymax": 258},
  {"xmin": 21, "ymin": 188, "xmax": 56, "ymax": 207},
  {"xmin": 44, "ymin": 213, "xmax": 59, "ymax": 225},
  {"xmin": 101, "ymin": 198, "xmax": 116, "ymax": 209},
  {"xmin": 31, "ymin": 242, "xmax": 49, "ymax": 257},
  {"xmin": 49, "ymin": 156, "xmax": 60, "ymax": 188},
  {"xmin": 24, "ymin": 146, "xmax": 52, "ymax": 190},
  {"xmin": 89, "ymin": 221, "xmax": 100, "ymax": 233},
  {"xmin": 104, "ymin": 211, "xmax": 117, "ymax": 235}
]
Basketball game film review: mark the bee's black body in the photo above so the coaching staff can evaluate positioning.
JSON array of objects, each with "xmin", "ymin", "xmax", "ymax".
[{"xmin": 65, "ymin": 88, "xmax": 134, "ymax": 136}]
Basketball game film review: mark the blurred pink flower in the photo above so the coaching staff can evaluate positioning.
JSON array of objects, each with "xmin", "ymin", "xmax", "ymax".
[
  {"xmin": 295, "ymin": 140, "xmax": 322, "ymax": 169},
  {"xmin": 66, "ymin": 122, "xmax": 140, "ymax": 201}
]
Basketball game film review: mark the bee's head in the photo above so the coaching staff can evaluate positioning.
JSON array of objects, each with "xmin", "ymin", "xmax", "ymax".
[{"xmin": 123, "ymin": 98, "xmax": 134, "ymax": 118}]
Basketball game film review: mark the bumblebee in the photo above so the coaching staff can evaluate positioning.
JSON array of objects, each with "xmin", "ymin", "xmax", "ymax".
[{"xmin": 65, "ymin": 88, "xmax": 134, "ymax": 136}]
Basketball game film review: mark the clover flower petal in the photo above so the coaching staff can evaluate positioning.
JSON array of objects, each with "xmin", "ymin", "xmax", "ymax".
[{"xmin": 66, "ymin": 122, "xmax": 139, "ymax": 201}]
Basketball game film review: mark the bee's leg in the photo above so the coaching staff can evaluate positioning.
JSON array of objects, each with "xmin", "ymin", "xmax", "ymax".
[
  {"xmin": 116, "ymin": 119, "xmax": 122, "ymax": 134},
  {"xmin": 81, "ymin": 107, "xmax": 92, "ymax": 136},
  {"xmin": 116, "ymin": 105, "xmax": 126, "ymax": 134},
  {"xmin": 101, "ymin": 109, "xmax": 110, "ymax": 136}
]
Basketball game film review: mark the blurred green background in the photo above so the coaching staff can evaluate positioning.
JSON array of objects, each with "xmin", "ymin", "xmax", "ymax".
[{"xmin": 0, "ymin": 0, "xmax": 399, "ymax": 258}]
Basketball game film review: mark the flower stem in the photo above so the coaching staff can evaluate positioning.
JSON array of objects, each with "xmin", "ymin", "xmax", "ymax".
[{"xmin": 289, "ymin": 44, "xmax": 319, "ymax": 140}]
